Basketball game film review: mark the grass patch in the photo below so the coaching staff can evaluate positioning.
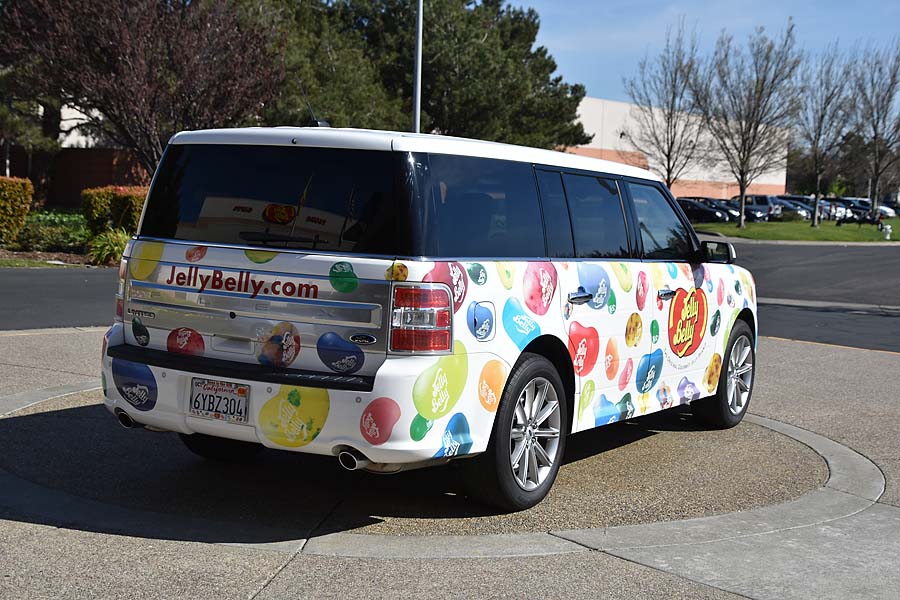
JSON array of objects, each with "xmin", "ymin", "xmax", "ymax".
[
  {"xmin": 694, "ymin": 218, "xmax": 900, "ymax": 242},
  {"xmin": 0, "ymin": 257, "xmax": 75, "ymax": 268}
]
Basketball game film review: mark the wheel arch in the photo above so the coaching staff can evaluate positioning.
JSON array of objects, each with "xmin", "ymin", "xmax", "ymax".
[
  {"xmin": 521, "ymin": 335, "xmax": 576, "ymax": 434},
  {"xmin": 736, "ymin": 307, "xmax": 757, "ymax": 341}
]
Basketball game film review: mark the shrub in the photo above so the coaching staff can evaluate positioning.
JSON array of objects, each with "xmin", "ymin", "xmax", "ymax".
[
  {"xmin": 10, "ymin": 211, "xmax": 90, "ymax": 252},
  {"xmin": 88, "ymin": 228, "xmax": 131, "ymax": 265},
  {"xmin": 0, "ymin": 176, "xmax": 34, "ymax": 245},
  {"xmin": 81, "ymin": 186, "xmax": 148, "ymax": 235}
]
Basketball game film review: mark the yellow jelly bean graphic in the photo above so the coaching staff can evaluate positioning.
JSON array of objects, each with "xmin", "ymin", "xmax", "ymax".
[
  {"xmin": 636, "ymin": 392, "xmax": 651, "ymax": 415},
  {"xmin": 496, "ymin": 262, "xmax": 515, "ymax": 290},
  {"xmin": 244, "ymin": 249, "xmax": 279, "ymax": 264},
  {"xmin": 649, "ymin": 263, "xmax": 665, "ymax": 292},
  {"xmin": 385, "ymin": 262, "xmax": 409, "ymax": 281},
  {"xmin": 612, "ymin": 263, "xmax": 633, "ymax": 292},
  {"xmin": 128, "ymin": 241, "xmax": 164, "ymax": 281},
  {"xmin": 704, "ymin": 353, "xmax": 723, "ymax": 392},
  {"xmin": 258, "ymin": 386, "xmax": 329, "ymax": 448},
  {"xmin": 412, "ymin": 342, "xmax": 468, "ymax": 420}
]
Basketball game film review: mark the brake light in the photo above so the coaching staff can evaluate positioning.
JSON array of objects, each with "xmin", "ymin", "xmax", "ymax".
[
  {"xmin": 115, "ymin": 258, "xmax": 126, "ymax": 323},
  {"xmin": 390, "ymin": 284, "xmax": 453, "ymax": 353}
]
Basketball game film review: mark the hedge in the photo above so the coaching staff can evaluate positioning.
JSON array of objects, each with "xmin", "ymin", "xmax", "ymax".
[
  {"xmin": 81, "ymin": 186, "xmax": 148, "ymax": 235},
  {"xmin": 0, "ymin": 177, "xmax": 34, "ymax": 245}
]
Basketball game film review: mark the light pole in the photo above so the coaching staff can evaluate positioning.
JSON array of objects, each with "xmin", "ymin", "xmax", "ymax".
[{"xmin": 412, "ymin": 0, "xmax": 423, "ymax": 133}]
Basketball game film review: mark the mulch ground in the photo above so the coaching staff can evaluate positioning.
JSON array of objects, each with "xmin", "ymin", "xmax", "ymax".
[{"xmin": 0, "ymin": 249, "xmax": 89, "ymax": 265}]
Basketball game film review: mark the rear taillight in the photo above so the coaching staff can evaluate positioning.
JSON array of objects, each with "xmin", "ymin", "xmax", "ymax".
[
  {"xmin": 390, "ymin": 284, "xmax": 453, "ymax": 353},
  {"xmin": 115, "ymin": 258, "xmax": 126, "ymax": 322}
]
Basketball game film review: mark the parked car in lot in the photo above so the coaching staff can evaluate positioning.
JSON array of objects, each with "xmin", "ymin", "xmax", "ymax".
[
  {"xmin": 724, "ymin": 199, "xmax": 768, "ymax": 222},
  {"xmin": 831, "ymin": 198, "xmax": 868, "ymax": 221},
  {"xmin": 772, "ymin": 197, "xmax": 810, "ymax": 220},
  {"xmin": 680, "ymin": 197, "xmax": 741, "ymax": 221},
  {"xmin": 853, "ymin": 198, "xmax": 897, "ymax": 218},
  {"xmin": 731, "ymin": 194, "xmax": 783, "ymax": 220},
  {"xmin": 676, "ymin": 198, "xmax": 729, "ymax": 223},
  {"xmin": 101, "ymin": 126, "xmax": 758, "ymax": 510}
]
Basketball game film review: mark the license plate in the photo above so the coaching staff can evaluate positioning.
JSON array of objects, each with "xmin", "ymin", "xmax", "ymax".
[{"xmin": 189, "ymin": 378, "xmax": 250, "ymax": 424}]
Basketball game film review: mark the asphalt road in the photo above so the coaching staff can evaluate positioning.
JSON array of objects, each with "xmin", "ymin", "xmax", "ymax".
[{"xmin": 0, "ymin": 243, "xmax": 898, "ymax": 351}]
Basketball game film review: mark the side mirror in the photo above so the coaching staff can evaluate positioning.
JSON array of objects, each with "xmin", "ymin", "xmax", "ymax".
[{"xmin": 701, "ymin": 240, "xmax": 736, "ymax": 264}]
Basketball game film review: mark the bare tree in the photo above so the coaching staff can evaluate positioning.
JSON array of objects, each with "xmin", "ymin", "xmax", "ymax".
[
  {"xmin": 1, "ymin": 0, "xmax": 285, "ymax": 175},
  {"xmin": 622, "ymin": 21, "xmax": 703, "ymax": 188},
  {"xmin": 796, "ymin": 44, "xmax": 854, "ymax": 226},
  {"xmin": 691, "ymin": 23, "xmax": 801, "ymax": 228},
  {"xmin": 853, "ymin": 42, "xmax": 900, "ymax": 211}
]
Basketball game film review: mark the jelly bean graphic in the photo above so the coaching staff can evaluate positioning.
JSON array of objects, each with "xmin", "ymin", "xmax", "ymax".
[
  {"xmin": 167, "ymin": 327, "xmax": 204, "ymax": 356},
  {"xmin": 502, "ymin": 298, "xmax": 541, "ymax": 350},
  {"xmin": 412, "ymin": 342, "xmax": 468, "ymax": 420},
  {"xmin": 625, "ymin": 312, "xmax": 643, "ymax": 347},
  {"xmin": 604, "ymin": 338, "xmax": 620, "ymax": 380},
  {"xmin": 704, "ymin": 353, "xmax": 723, "ymax": 392},
  {"xmin": 128, "ymin": 241, "xmax": 164, "ymax": 281},
  {"xmin": 594, "ymin": 393, "xmax": 624, "ymax": 425},
  {"xmin": 656, "ymin": 383, "xmax": 673, "ymax": 409},
  {"xmin": 722, "ymin": 309, "xmax": 740, "ymax": 347},
  {"xmin": 677, "ymin": 376, "xmax": 701, "ymax": 404},
  {"xmin": 649, "ymin": 264, "xmax": 665, "ymax": 292},
  {"xmin": 579, "ymin": 379, "xmax": 597, "ymax": 422},
  {"xmin": 616, "ymin": 393, "xmax": 635, "ymax": 420},
  {"xmin": 257, "ymin": 322, "xmax": 301, "ymax": 368},
  {"xmin": 666, "ymin": 262, "xmax": 678, "ymax": 279},
  {"xmin": 726, "ymin": 293, "xmax": 735, "ymax": 308},
  {"xmin": 618, "ymin": 357, "xmax": 634, "ymax": 391},
  {"xmin": 635, "ymin": 349, "xmax": 664, "ymax": 394},
  {"xmin": 467, "ymin": 301, "xmax": 495, "ymax": 341},
  {"xmin": 577, "ymin": 263, "xmax": 612, "ymax": 309},
  {"xmin": 635, "ymin": 271, "xmax": 649, "ymax": 311},
  {"xmin": 678, "ymin": 263, "xmax": 692, "ymax": 279},
  {"xmin": 360, "ymin": 397, "xmax": 401, "ymax": 445},
  {"xmin": 717, "ymin": 279, "xmax": 725, "ymax": 305},
  {"xmin": 329, "ymin": 261, "xmax": 359, "ymax": 293},
  {"xmin": 568, "ymin": 321, "xmax": 600, "ymax": 377},
  {"xmin": 563, "ymin": 301, "xmax": 573, "ymax": 320},
  {"xmin": 262, "ymin": 204, "xmax": 297, "ymax": 225},
  {"xmin": 433, "ymin": 413, "xmax": 473, "ymax": 458},
  {"xmin": 636, "ymin": 392, "xmax": 651, "ymax": 415},
  {"xmin": 478, "ymin": 360, "xmax": 508, "ymax": 412},
  {"xmin": 650, "ymin": 319, "xmax": 660, "ymax": 345},
  {"xmin": 710, "ymin": 310, "xmax": 722, "ymax": 336},
  {"xmin": 410, "ymin": 413, "xmax": 433, "ymax": 441},
  {"xmin": 316, "ymin": 332, "xmax": 364, "ymax": 374},
  {"xmin": 132, "ymin": 316, "xmax": 150, "ymax": 347},
  {"xmin": 612, "ymin": 262, "xmax": 633, "ymax": 292},
  {"xmin": 702, "ymin": 264, "xmax": 711, "ymax": 282},
  {"xmin": 425, "ymin": 262, "xmax": 468, "ymax": 312},
  {"xmin": 384, "ymin": 262, "xmax": 409, "ymax": 281},
  {"xmin": 259, "ymin": 386, "xmax": 329, "ymax": 448},
  {"xmin": 185, "ymin": 245, "xmax": 207, "ymax": 263},
  {"xmin": 523, "ymin": 262, "xmax": 558, "ymax": 316},
  {"xmin": 705, "ymin": 278, "xmax": 714, "ymax": 293},
  {"xmin": 467, "ymin": 262, "xmax": 488, "ymax": 286},
  {"xmin": 607, "ymin": 288, "xmax": 617, "ymax": 314},
  {"xmin": 496, "ymin": 262, "xmax": 515, "ymax": 290},
  {"xmin": 111, "ymin": 358, "xmax": 157, "ymax": 411},
  {"xmin": 734, "ymin": 280, "xmax": 742, "ymax": 295},
  {"xmin": 656, "ymin": 293, "xmax": 664, "ymax": 311},
  {"xmin": 244, "ymin": 249, "xmax": 278, "ymax": 264}
]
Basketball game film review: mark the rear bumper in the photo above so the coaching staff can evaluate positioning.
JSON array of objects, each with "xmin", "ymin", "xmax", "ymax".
[{"xmin": 101, "ymin": 324, "xmax": 508, "ymax": 465}]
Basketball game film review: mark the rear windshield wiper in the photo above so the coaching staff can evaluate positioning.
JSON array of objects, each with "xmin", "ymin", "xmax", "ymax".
[{"xmin": 239, "ymin": 232, "xmax": 326, "ymax": 247}]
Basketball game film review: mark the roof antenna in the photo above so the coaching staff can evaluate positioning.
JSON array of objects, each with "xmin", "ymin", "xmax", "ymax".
[{"xmin": 299, "ymin": 82, "xmax": 330, "ymax": 128}]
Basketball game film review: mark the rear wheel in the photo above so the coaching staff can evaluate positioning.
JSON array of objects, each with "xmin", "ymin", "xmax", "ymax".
[
  {"xmin": 179, "ymin": 433, "xmax": 264, "ymax": 462},
  {"xmin": 466, "ymin": 353, "xmax": 568, "ymax": 511},
  {"xmin": 692, "ymin": 320, "xmax": 755, "ymax": 429}
]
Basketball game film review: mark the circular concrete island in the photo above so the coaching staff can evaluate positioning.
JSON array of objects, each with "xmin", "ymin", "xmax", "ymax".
[{"xmin": 0, "ymin": 390, "xmax": 825, "ymax": 540}]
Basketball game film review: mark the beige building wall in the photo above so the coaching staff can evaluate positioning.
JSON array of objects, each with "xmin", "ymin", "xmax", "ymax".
[{"xmin": 569, "ymin": 97, "xmax": 786, "ymax": 199}]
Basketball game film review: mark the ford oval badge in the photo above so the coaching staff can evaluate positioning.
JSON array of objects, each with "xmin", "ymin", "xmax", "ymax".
[{"xmin": 349, "ymin": 334, "xmax": 377, "ymax": 346}]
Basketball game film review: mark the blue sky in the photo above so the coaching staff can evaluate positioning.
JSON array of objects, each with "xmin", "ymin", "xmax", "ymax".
[{"xmin": 516, "ymin": 0, "xmax": 900, "ymax": 102}]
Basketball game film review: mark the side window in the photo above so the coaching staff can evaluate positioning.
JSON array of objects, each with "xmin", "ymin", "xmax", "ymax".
[
  {"xmin": 421, "ymin": 154, "xmax": 545, "ymax": 258},
  {"xmin": 628, "ymin": 181, "xmax": 695, "ymax": 261},
  {"xmin": 561, "ymin": 174, "xmax": 630, "ymax": 259},
  {"xmin": 535, "ymin": 170, "xmax": 574, "ymax": 258}
]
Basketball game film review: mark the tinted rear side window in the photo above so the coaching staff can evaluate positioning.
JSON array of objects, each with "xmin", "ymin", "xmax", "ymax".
[
  {"xmin": 414, "ymin": 154, "xmax": 545, "ymax": 258},
  {"xmin": 140, "ymin": 144, "xmax": 412, "ymax": 255},
  {"xmin": 628, "ymin": 181, "xmax": 694, "ymax": 260},
  {"xmin": 561, "ymin": 174, "xmax": 630, "ymax": 259}
]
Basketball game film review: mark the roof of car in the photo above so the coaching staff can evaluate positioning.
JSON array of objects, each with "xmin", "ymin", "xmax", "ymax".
[{"xmin": 169, "ymin": 127, "xmax": 661, "ymax": 182}]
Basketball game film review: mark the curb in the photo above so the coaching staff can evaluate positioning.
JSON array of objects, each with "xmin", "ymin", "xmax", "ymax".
[
  {"xmin": 757, "ymin": 296, "xmax": 900, "ymax": 315},
  {"xmin": 0, "ymin": 385, "xmax": 885, "ymax": 559}
]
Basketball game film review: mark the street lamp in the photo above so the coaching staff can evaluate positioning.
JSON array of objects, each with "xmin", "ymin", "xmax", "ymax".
[{"xmin": 412, "ymin": 0, "xmax": 423, "ymax": 133}]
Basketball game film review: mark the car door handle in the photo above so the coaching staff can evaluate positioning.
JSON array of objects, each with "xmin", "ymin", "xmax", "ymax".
[
  {"xmin": 568, "ymin": 288, "xmax": 593, "ymax": 305},
  {"xmin": 658, "ymin": 288, "xmax": 677, "ymax": 301}
]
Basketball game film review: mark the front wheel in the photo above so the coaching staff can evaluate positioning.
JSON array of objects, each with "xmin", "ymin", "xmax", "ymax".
[
  {"xmin": 692, "ymin": 320, "xmax": 755, "ymax": 428},
  {"xmin": 465, "ymin": 353, "xmax": 568, "ymax": 511}
]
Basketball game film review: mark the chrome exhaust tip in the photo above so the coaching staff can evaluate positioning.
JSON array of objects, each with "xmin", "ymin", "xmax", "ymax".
[
  {"xmin": 338, "ymin": 449, "xmax": 371, "ymax": 471},
  {"xmin": 114, "ymin": 408, "xmax": 142, "ymax": 429}
]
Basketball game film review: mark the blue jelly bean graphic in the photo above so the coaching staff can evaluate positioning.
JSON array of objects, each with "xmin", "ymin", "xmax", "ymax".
[
  {"xmin": 502, "ymin": 297, "xmax": 541, "ymax": 350},
  {"xmin": 666, "ymin": 263, "xmax": 678, "ymax": 279},
  {"xmin": 316, "ymin": 332, "xmax": 365, "ymax": 374},
  {"xmin": 635, "ymin": 349, "xmax": 664, "ymax": 394},
  {"xmin": 593, "ymin": 394, "xmax": 620, "ymax": 426},
  {"xmin": 433, "ymin": 412, "xmax": 473, "ymax": 458},
  {"xmin": 577, "ymin": 263, "xmax": 612, "ymax": 310},
  {"xmin": 466, "ymin": 301, "xmax": 494, "ymax": 341},
  {"xmin": 111, "ymin": 358, "xmax": 157, "ymax": 411},
  {"xmin": 705, "ymin": 278, "xmax": 714, "ymax": 293}
]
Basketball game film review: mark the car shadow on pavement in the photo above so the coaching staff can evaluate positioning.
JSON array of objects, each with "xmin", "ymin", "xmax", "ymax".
[{"xmin": 0, "ymin": 400, "xmax": 701, "ymax": 545}]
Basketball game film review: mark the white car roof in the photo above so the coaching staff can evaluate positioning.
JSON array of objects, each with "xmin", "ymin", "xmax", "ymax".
[{"xmin": 169, "ymin": 127, "xmax": 660, "ymax": 182}]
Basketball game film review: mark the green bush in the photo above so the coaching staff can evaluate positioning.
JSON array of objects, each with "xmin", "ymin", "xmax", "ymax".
[
  {"xmin": 88, "ymin": 228, "xmax": 131, "ymax": 265},
  {"xmin": 10, "ymin": 211, "xmax": 90, "ymax": 252},
  {"xmin": 0, "ymin": 176, "xmax": 34, "ymax": 245},
  {"xmin": 81, "ymin": 186, "xmax": 148, "ymax": 235}
]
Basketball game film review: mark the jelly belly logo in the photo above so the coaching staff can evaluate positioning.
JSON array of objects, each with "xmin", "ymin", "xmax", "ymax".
[{"xmin": 668, "ymin": 288, "xmax": 708, "ymax": 358}]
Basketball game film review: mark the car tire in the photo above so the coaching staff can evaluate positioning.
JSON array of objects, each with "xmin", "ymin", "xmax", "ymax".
[
  {"xmin": 464, "ymin": 353, "xmax": 568, "ymax": 512},
  {"xmin": 692, "ymin": 320, "xmax": 755, "ymax": 429},
  {"xmin": 179, "ymin": 432, "xmax": 264, "ymax": 462}
]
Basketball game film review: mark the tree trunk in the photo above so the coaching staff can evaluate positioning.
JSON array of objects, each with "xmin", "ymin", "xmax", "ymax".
[
  {"xmin": 738, "ymin": 180, "xmax": 747, "ymax": 229},
  {"xmin": 812, "ymin": 172, "xmax": 821, "ymax": 228}
]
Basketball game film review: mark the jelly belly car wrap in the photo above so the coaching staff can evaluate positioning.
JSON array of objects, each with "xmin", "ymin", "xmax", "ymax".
[{"xmin": 104, "ymin": 240, "xmax": 756, "ymax": 462}]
